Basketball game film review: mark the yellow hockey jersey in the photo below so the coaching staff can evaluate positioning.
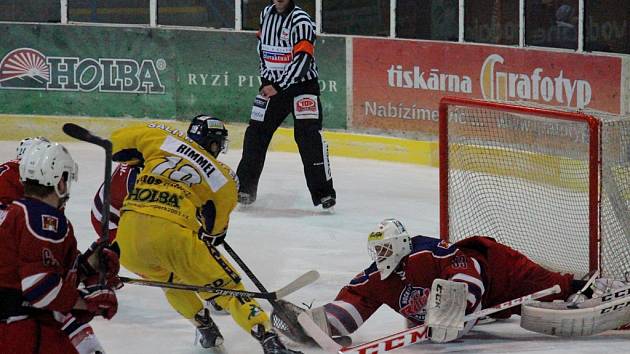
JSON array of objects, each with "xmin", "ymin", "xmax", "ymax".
[{"xmin": 110, "ymin": 123, "xmax": 238, "ymax": 236}]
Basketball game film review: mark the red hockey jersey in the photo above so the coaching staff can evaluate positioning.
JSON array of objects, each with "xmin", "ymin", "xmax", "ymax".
[
  {"xmin": 0, "ymin": 160, "xmax": 24, "ymax": 207},
  {"xmin": 0, "ymin": 198, "xmax": 80, "ymax": 318},
  {"xmin": 324, "ymin": 235, "xmax": 573, "ymax": 336},
  {"xmin": 90, "ymin": 163, "xmax": 140, "ymax": 241}
]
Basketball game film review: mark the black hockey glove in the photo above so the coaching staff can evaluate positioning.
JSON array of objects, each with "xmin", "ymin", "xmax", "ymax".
[{"xmin": 198, "ymin": 227, "xmax": 227, "ymax": 247}]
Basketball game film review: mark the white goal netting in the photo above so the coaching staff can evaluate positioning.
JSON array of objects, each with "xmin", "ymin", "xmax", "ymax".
[{"xmin": 440, "ymin": 98, "xmax": 630, "ymax": 281}]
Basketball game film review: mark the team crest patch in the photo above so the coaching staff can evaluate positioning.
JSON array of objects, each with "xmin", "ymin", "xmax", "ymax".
[
  {"xmin": 451, "ymin": 255, "xmax": 468, "ymax": 269},
  {"xmin": 42, "ymin": 248, "xmax": 60, "ymax": 267},
  {"xmin": 41, "ymin": 214, "xmax": 59, "ymax": 232},
  {"xmin": 280, "ymin": 28, "xmax": 290, "ymax": 41},
  {"xmin": 399, "ymin": 285, "xmax": 429, "ymax": 323}
]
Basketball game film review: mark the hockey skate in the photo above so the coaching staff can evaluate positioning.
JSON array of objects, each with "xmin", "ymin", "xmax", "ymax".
[
  {"xmin": 320, "ymin": 196, "xmax": 336, "ymax": 213},
  {"xmin": 238, "ymin": 192, "xmax": 256, "ymax": 208},
  {"xmin": 251, "ymin": 324, "xmax": 303, "ymax": 354},
  {"xmin": 194, "ymin": 308, "xmax": 224, "ymax": 350}
]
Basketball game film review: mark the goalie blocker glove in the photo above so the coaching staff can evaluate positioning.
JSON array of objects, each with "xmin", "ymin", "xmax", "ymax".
[{"xmin": 426, "ymin": 279, "xmax": 468, "ymax": 343}]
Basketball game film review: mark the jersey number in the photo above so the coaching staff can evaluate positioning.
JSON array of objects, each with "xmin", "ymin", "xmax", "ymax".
[{"xmin": 152, "ymin": 156, "xmax": 201, "ymax": 186}]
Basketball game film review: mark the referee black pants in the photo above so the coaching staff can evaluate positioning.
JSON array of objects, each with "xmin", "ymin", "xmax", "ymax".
[{"xmin": 236, "ymin": 80, "xmax": 336, "ymax": 206}]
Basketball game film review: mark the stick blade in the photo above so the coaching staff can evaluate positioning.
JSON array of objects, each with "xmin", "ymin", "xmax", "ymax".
[
  {"xmin": 62, "ymin": 123, "xmax": 112, "ymax": 150},
  {"xmin": 274, "ymin": 270, "xmax": 319, "ymax": 299},
  {"xmin": 297, "ymin": 312, "xmax": 343, "ymax": 353}
]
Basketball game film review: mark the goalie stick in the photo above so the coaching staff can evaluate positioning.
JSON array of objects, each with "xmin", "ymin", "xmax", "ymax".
[
  {"xmin": 62, "ymin": 123, "xmax": 112, "ymax": 285},
  {"xmin": 119, "ymin": 270, "xmax": 319, "ymax": 300},
  {"xmin": 299, "ymin": 284, "xmax": 561, "ymax": 354}
]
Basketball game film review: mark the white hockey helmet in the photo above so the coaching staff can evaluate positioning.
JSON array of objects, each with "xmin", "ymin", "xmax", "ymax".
[
  {"xmin": 19, "ymin": 142, "xmax": 78, "ymax": 199},
  {"xmin": 367, "ymin": 218, "xmax": 412, "ymax": 279},
  {"xmin": 16, "ymin": 136, "xmax": 50, "ymax": 160}
]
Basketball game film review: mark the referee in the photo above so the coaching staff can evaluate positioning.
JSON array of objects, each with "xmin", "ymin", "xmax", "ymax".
[{"xmin": 236, "ymin": 0, "xmax": 336, "ymax": 210}]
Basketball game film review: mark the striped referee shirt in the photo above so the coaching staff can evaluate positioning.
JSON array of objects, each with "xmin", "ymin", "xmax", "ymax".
[{"xmin": 257, "ymin": 3, "xmax": 319, "ymax": 90}]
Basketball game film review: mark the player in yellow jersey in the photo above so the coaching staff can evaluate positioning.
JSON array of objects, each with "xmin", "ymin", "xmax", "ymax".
[{"xmin": 111, "ymin": 115, "xmax": 302, "ymax": 354}]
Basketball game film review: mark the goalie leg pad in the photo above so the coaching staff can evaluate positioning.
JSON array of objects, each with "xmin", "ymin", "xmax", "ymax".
[
  {"xmin": 308, "ymin": 306, "xmax": 332, "ymax": 336},
  {"xmin": 521, "ymin": 286, "xmax": 630, "ymax": 336}
]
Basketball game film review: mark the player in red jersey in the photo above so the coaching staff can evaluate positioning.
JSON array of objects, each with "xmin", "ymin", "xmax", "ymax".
[
  {"xmin": 90, "ymin": 163, "xmax": 140, "ymax": 243},
  {"xmin": 0, "ymin": 137, "xmax": 49, "ymax": 207},
  {"xmin": 274, "ymin": 218, "xmax": 622, "ymax": 344},
  {"xmin": 1, "ymin": 137, "xmax": 111, "ymax": 353},
  {"xmin": 0, "ymin": 142, "xmax": 119, "ymax": 354}
]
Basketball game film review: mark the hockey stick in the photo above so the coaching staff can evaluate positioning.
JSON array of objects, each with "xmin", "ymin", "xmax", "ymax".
[
  {"xmin": 119, "ymin": 270, "xmax": 319, "ymax": 300},
  {"xmin": 567, "ymin": 270, "xmax": 599, "ymax": 306},
  {"xmin": 222, "ymin": 241, "xmax": 312, "ymax": 342},
  {"xmin": 62, "ymin": 123, "xmax": 113, "ymax": 285},
  {"xmin": 300, "ymin": 284, "xmax": 561, "ymax": 354}
]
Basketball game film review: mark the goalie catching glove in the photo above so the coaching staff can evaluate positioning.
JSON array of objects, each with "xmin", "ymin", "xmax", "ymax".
[{"xmin": 271, "ymin": 300, "xmax": 351, "ymax": 346}]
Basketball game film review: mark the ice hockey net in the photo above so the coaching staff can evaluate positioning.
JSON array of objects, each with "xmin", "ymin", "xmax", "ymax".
[{"xmin": 439, "ymin": 97, "xmax": 630, "ymax": 280}]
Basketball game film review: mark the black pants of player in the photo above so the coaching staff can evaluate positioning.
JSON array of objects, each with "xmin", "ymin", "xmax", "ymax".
[{"xmin": 237, "ymin": 79, "xmax": 336, "ymax": 206}]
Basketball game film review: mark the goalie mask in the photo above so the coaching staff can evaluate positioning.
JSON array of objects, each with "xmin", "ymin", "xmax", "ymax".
[
  {"xmin": 367, "ymin": 218, "xmax": 412, "ymax": 279},
  {"xmin": 188, "ymin": 115, "xmax": 229, "ymax": 158}
]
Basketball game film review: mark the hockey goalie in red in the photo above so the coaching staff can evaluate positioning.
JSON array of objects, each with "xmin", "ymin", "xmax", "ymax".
[
  {"xmin": 273, "ymin": 218, "xmax": 628, "ymax": 347},
  {"xmin": 0, "ymin": 142, "xmax": 120, "ymax": 354}
]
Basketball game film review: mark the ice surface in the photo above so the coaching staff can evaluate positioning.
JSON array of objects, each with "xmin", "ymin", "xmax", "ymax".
[{"xmin": 1, "ymin": 141, "xmax": 627, "ymax": 354}]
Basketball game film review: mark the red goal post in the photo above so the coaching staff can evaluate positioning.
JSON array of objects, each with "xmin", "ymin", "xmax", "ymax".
[{"xmin": 439, "ymin": 97, "xmax": 630, "ymax": 280}]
